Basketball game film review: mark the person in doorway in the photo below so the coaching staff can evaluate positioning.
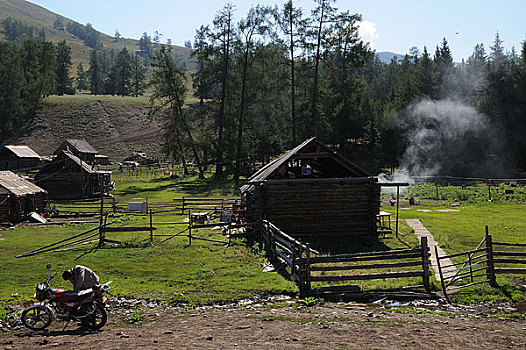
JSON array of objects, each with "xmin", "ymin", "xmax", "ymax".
[{"xmin": 62, "ymin": 265, "xmax": 100, "ymax": 292}]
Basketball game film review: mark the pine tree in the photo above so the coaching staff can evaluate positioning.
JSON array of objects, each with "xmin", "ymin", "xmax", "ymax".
[
  {"xmin": 76, "ymin": 63, "xmax": 88, "ymax": 91},
  {"xmin": 88, "ymin": 50, "xmax": 103, "ymax": 94},
  {"xmin": 55, "ymin": 40, "xmax": 73, "ymax": 95},
  {"xmin": 149, "ymin": 45, "xmax": 205, "ymax": 179}
]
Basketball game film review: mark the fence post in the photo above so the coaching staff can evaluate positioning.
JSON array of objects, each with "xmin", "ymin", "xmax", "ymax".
[
  {"xmin": 188, "ymin": 212, "xmax": 192, "ymax": 246},
  {"xmin": 305, "ymin": 243, "xmax": 311, "ymax": 297},
  {"xmin": 421, "ymin": 236, "xmax": 430, "ymax": 293},
  {"xmin": 112, "ymin": 197, "xmax": 116, "ymax": 214},
  {"xmin": 485, "ymin": 226, "xmax": 497, "ymax": 287},
  {"xmin": 149, "ymin": 209, "xmax": 153, "ymax": 241},
  {"xmin": 269, "ymin": 229, "xmax": 276, "ymax": 261}
]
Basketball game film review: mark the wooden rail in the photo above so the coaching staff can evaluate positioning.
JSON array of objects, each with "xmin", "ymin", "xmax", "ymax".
[
  {"xmin": 173, "ymin": 197, "xmax": 239, "ymax": 215},
  {"xmin": 260, "ymin": 220, "xmax": 431, "ymax": 298}
]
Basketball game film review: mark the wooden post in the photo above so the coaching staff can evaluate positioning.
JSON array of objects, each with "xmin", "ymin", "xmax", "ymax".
[
  {"xmin": 421, "ymin": 236, "xmax": 430, "ymax": 293},
  {"xmin": 149, "ymin": 209, "xmax": 153, "ymax": 241},
  {"xmin": 395, "ymin": 185, "xmax": 400, "ymax": 238},
  {"xmin": 269, "ymin": 229, "xmax": 275, "ymax": 260},
  {"xmin": 468, "ymin": 254, "xmax": 473, "ymax": 282},
  {"xmin": 297, "ymin": 243, "xmax": 304, "ymax": 297},
  {"xmin": 305, "ymin": 243, "xmax": 311, "ymax": 297},
  {"xmin": 97, "ymin": 177, "xmax": 104, "ymax": 248},
  {"xmin": 488, "ymin": 184, "xmax": 492, "ymax": 201},
  {"xmin": 188, "ymin": 213, "xmax": 192, "ymax": 246},
  {"xmin": 485, "ymin": 226, "xmax": 497, "ymax": 287},
  {"xmin": 435, "ymin": 182, "xmax": 439, "ymax": 201}
]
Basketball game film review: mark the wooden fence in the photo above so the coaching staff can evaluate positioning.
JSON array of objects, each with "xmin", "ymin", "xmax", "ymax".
[
  {"xmin": 436, "ymin": 225, "xmax": 526, "ymax": 302},
  {"xmin": 260, "ymin": 220, "xmax": 431, "ymax": 298},
  {"xmin": 173, "ymin": 197, "xmax": 238, "ymax": 215}
]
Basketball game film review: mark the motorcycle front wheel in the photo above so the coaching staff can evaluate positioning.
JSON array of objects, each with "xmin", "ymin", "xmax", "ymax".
[
  {"xmin": 79, "ymin": 302, "xmax": 107, "ymax": 330},
  {"xmin": 21, "ymin": 305, "xmax": 53, "ymax": 330}
]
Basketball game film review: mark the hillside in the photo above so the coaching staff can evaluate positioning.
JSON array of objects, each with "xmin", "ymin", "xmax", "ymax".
[
  {"xmin": 376, "ymin": 51, "xmax": 405, "ymax": 63},
  {"xmin": 0, "ymin": 0, "xmax": 195, "ymax": 69},
  {"xmin": 11, "ymin": 95, "xmax": 165, "ymax": 162}
]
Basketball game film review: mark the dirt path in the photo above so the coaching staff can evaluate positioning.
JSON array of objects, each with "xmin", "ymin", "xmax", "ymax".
[
  {"xmin": 406, "ymin": 219, "xmax": 455, "ymax": 281},
  {"xmin": 2, "ymin": 301, "xmax": 525, "ymax": 349}
]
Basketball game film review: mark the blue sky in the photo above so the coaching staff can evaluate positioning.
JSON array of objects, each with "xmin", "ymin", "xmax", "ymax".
[{"xmin": 28, "ymin": 0, "xmax": 526, "ymax": 61}]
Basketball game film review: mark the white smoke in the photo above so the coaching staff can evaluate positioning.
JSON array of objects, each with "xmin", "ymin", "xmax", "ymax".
[
  {"xmin": 378, "ymin": 170, "xmax": 414, "ymax": 195},
  {"xmin": 399, "ymin": 97, "xmax": 498, "ymax": 177}
]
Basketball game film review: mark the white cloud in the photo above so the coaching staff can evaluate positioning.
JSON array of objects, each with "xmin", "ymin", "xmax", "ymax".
[{"xmin": 358, "ymin": 20, "xmax": 379, "ymax": 48}]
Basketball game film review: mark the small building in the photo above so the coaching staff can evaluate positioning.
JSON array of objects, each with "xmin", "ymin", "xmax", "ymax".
[
  {"xmin": 35, "ymin": 151, "xmax": 113, "ymax": 199},
  {"xmin": 240, "ymin": 138, "xmax": 380, "ymax": 239},
  {"xmin": 95, "ymin": 154, "xmax": 110, "ymax": 165},
  {"xmin": 54, "ymin": 139, "xmax": 98, "ymax": 164},
  {"xmin": 0, "ymin": 171, "xmax": 47, "ymax": 223},
  {"xmin": 0, "ymin": 145, "xmax": 41, "ymax": 171}
]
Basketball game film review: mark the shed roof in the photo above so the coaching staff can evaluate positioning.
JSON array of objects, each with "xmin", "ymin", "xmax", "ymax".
[
  {"xmin": 240, "ymin": 137, "xmax": 369, "ymax": 193},
  {"xmin": 0, "ymin": 171, "xmax": 46, "ymax": 197},
  {"xmin": 3, "ymin": 145, "xmax": 41, "ymax": 159},
  {"xmin": 62, "ymin": 151, "xmax": 97, "ymax": 173},
  {"xmin": 65, "ymin": 139, "xmax": 97, "ymax": 154}
]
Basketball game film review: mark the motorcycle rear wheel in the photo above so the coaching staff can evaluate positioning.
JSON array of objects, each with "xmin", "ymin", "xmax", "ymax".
[
  {"xmin": 80, "ymin": 302, "xmax": 107, "ymax": 330},
  {"xmin": 21, "ymin": 305, "xmax": 53, "ymax": 330}
]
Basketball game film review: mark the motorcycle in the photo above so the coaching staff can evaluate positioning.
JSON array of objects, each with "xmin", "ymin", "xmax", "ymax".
[{"xmin": 21, "ymin": 265, "xmax": 111, "ymax": 331}]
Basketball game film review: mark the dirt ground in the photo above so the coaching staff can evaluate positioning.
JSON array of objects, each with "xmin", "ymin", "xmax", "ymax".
[{"xmin": 2, "ymin": 298, "xmax": 525, "ymax": 350}]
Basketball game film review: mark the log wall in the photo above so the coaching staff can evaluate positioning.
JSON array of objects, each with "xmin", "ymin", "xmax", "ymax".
[
  {"xmin": 245, "ymin": 177, "xmax": 380, "ymax": 239},
  {"xmin": 0, "ymin": 193, "xmax": 47, "ymax": 222}
]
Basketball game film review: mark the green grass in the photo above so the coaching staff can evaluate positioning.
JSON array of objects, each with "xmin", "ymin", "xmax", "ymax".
[
  {"xmin": 381, "ymin": 195, "xmax": 526, "ymax": 303},
  {"xmin": 0, "ymin": 223, "xmax": 295, "ymax": 305},
  {"xmin": 0, "ymin": 172, "xmax": 293, "ymax": 306}
]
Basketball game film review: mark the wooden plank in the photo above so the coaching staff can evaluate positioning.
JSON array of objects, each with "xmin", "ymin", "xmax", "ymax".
[
  {"xmin": 493, "ymin": 258, "xmax": 526, "ymax": 264},
  {"xmin": 276, "ymin": 250, "xmax": 293, "ymax": 268},
  {"xmin": 494, "ymin": 251, "xmax": 526, "ymax": 257},
  {"xmin": 103, "ymin": 227, "xmax": 157, "ymax": 232},
  {"xmin": 309, "ymin": 260, "xmax": 423, "ymax": 271},
  {"xmin": 298, "ymin": 253, "xmax": 422, "ymax": 265},
  {"xmin": 495, "ymin": 268, "xmax": 526, "ymax": 274},
  {"xmin": 493, "ymin": 241, "xmax": 526, "ymax": 247},
  {"xmin": 311, "ymin": 270, "xmax": 423, "ymax": 282}
]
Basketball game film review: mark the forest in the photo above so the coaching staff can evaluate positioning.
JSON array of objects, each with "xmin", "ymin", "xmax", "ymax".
[{"xmin": 1, "ymin": 0, "xmax": 525, "ymax": 180}]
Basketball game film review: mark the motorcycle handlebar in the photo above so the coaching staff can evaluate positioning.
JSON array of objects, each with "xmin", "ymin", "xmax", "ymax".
[{"xmin": 45, "ymin": 272, "xmax": 57, "ymax": 285}]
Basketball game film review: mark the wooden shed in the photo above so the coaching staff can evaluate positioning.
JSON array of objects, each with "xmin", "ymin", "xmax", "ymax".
[
  {"xmin": 0, "ymin": 171, "xmax": 47, "ymax": 223},
  {"xmin": 240, "ymin": 138, "xmax": 380, "ymax": 239},
  {"xmin": 0, "ymin": 145, "xmax": 41, "ymax": 171},
  {"xmin": 54, "ymin": 139, "xmax": 98, "ymax": 164},
  {"xmin": 35, "ymin": 151, "xmax": 113, "ymax": 199}
]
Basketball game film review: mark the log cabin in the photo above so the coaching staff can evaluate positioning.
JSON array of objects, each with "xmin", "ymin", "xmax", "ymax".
[
  {"xmin": 35, "ymin": 151, "xmax": 113, "ymax": 199},
  {"xmin": 0, "ymin": 171, "xmax": 47, "ymax": 223},
  {"xmin": 0, "ymin": 145, "xmax": 41, "ymax": 171},
  {"xmin": 240, "ymin": 138, "xmax": 380, "ymax": 240}
]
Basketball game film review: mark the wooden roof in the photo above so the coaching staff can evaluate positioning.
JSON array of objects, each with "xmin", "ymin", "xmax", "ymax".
[
  {"xmin": 2, "ymin": 145, "xmax": 41, "ymax": 159},
  {"xmin": 61, "ymin": 151, "xmax": 97, "ymax": 173},
  {"xmin": 64, "ymin": 139, "xmax": 97, "ymax": 154},
  {"xmin": 0, "ymin": 171, "xmax": 46, "ymax": 197},
  {"xmin": 240, "ymin": 137, "xmax": 369, "ymax": 193}
]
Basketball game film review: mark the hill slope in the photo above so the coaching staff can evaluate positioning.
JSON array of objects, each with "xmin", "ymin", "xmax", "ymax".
[
  {"xmin": 12, "ymin": 95, "xmax": 165, "ymax": 161},
  {"xmin": 0, "ymin": 0, "xmax": 194, "ymax": 69}
]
